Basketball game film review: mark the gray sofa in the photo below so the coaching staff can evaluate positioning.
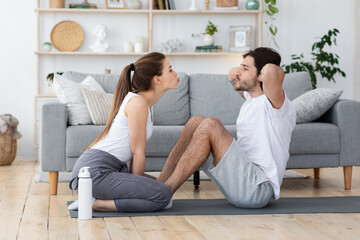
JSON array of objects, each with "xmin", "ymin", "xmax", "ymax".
[{"xmin": 41, "ymin": 71, "xmax": 360, "ymax": 195}]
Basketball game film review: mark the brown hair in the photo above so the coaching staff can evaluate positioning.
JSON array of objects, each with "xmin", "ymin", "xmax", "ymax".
[
  {"xmin": 85, "ymin": 52, "xmax": 166, "ymax": 150},
  {"xmin": 243, "ymin": 47, "xmax": 281, "ymax": 76}
]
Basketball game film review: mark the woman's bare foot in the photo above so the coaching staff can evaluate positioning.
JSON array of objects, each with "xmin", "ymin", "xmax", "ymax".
[{"xmin": 92, "ymin": 199, "xmax": 118, "ymax": 212}]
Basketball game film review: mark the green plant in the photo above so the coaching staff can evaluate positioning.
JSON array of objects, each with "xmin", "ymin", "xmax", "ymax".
[
  {"xmin": 46, "ymin": 72, "xmax": 63, "ymax": 86},
  {"xmin": 192, "ymin": 20, "xmax": 218, "ymax": 38},
  {"xmin": 264, "ymin": 0, "xmax": 279, "ymax": 47},
  {"xmin": 282, "ymin": 28, "xmax": 346, "ymax": 89}
]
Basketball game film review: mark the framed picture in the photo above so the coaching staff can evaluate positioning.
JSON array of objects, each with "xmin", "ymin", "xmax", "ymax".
[
  {"xmin": 105, "ymin": 0, "xmax": 125, "ymax": 9},
  {"xmin": 229, "ymin": 26, "xmax": 252, "ymax": 52}
]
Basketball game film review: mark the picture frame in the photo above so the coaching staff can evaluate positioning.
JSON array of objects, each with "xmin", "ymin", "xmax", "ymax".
[
  {"xmin": 229, "ymin": 25, "xmax": 252, "ymax": 53},
  {"xmin": 105, "ymin": 0, "xmax": 125, "ymax": 9}
]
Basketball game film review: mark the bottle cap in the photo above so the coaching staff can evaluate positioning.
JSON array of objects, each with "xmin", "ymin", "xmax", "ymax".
[{"xmin": 78, "ymin": 166, "xmax": 91, "ymax": 178}]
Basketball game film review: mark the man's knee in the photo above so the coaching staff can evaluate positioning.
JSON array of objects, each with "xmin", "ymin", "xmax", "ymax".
[
  {"xmin": 201, "ymin": 117, "xmax": 223, "ymax": 131},
  {"xmin": 187, "ymin": 116, "xmax": 205, "ymax": 126}
]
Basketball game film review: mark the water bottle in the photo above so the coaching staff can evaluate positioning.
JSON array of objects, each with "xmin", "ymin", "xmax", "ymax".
[{"xmin": 78, "ymin": 166, "xmax": 92, "ymax": 220}]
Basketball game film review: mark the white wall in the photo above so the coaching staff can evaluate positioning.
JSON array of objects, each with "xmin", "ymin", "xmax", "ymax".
[{"xmin": 0, "ymin": 0, "xmax": 357, "ymax": 160}]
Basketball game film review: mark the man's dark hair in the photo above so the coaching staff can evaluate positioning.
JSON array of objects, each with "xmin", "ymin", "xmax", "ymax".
[{"xmin": 243, "ymin": 47, "xmax": 281, "ymax": 76}]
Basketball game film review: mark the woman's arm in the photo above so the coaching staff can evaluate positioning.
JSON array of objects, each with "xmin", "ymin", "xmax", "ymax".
[{"xmin": 125, "ymin": 97, "xmax": 149, "ymax": 176}]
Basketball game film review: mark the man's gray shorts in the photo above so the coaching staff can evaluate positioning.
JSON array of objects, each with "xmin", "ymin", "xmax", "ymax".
[{"xmin": 202, "ymin": 139, "xmax": 274, "ymax": 208}]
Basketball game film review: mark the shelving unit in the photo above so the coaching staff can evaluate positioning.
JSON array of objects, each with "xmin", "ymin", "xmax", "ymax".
[{"xmin": 34, "ymin": 0, "xmax": 264, "ymax": 147}]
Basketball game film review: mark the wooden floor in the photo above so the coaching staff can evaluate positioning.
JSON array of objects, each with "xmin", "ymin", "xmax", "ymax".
[{"xmin": 1, "ymin": 161, "xmax": 360, "ymax": 240}]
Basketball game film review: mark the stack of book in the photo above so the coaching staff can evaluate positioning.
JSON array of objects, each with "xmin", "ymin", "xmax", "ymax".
[
  {"xmin": 69, "ymin": 2, "xmax": 97, "ymax": 9},
  {"xmin": 195, "ymin": 45, "xmax": 223, "ymax": 53},
  {"xmin": 153, "ymin": 0, "xmax": 175, "ymax": 10}
]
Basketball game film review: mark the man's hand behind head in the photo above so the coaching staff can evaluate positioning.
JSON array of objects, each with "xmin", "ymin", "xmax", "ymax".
[{"xmin": 258, "ymin": 64, "xmax": 284, "ymax": 86}]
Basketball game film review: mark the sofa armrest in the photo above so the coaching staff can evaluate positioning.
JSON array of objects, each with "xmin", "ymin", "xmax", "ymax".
[
  {"xmin": 40, "ymin": 102, "xmax": 68, "ymax": 172},
  {"xmin": 319, "ymin": 99, "xmax": 360, "ymax": 166}
]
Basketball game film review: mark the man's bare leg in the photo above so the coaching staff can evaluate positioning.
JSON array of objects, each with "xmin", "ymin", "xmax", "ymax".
[
  {"xmin": 164, "ymin": 117, "xmax": 233, "ymax": 193},
  {"xmin": 157, "ymin": 116, "xmax": 205, "ymax": 183}
]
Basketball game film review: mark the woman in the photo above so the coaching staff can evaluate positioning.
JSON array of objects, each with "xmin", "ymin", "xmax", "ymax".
[{"xmin": 69, "ymin": 52, "xmax": 179, "ymax": 212}]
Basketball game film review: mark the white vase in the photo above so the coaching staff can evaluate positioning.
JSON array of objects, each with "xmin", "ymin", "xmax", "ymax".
[
  {"xmin": 127, "ymin": 0, "xmax": 142, "ymax": 9},
  {"xmin": 189, "ymin": 0, "xmax": 197, "ymax": 10},
  {"xmin": 203, "ymin": 34, "xmax": 215, "ymax": 46}
]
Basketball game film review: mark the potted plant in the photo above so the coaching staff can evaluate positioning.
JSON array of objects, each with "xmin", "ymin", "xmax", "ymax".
[
  {"xmin": 282, "ymin": 28, "xmax": 346, "ymax": 89},
  {"xmin": 192, "ymin": 20, "xmax": 218, "ymax": 46},
  {"xmin": 46, "ymin": 72, "xmax": 63, "ymax": 95}
]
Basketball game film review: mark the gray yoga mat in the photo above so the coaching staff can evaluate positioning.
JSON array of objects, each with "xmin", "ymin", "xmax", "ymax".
[{"xmin": 68, "ymin": 196, "xmax": 360, "ymax": 218}]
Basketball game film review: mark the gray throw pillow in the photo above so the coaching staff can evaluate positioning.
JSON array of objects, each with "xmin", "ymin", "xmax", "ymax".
[{"xmin": 293, "ymin": 88, "xmax": 343, "ymax": 123}]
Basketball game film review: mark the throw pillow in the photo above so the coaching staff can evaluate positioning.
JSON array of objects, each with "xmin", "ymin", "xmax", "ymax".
[
  {"xmin": 53, "ymin": 74, "xmax": 105, "ymax": 125},
  {"xmin": 82, "ymin": 88, "xmax": 114, "ymax": 125},
  {"xmin": 292, "ymin": 88, "xmax": 343, "ymax": 123}
]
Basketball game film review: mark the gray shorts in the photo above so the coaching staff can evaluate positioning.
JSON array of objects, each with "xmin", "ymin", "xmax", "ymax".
[{"xmin": 202, "ymin": 139, "xmax": 274, "ymax": 208}]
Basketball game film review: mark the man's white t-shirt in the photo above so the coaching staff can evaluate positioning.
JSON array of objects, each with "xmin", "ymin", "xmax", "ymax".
[{"xmin": 236, "ymin": 91, "xmax": 296, "ymax": 199}]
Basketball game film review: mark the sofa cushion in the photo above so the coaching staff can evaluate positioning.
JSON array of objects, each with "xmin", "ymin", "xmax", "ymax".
[
  {"xmin": 282, "ymin": 72, "xmax": 312, "ymax": 100},
  {"xmin": 54, "ymin": 74, "xmax": 105, "ymax": 125},
  {"xmin": 66, "ymin": 125, "xmax": 104, "ymax": 157},
  {"xmin": 63, "ymin": 71, "xmax": 119, "ymax": 93},
  {"xmin": 82, "ymin": 88, "xmax": 114, "ymax": 125},
  {"xmin": 189, "ymin": 74, "xmax": 244, "ymax": 125},
  {"xmin": 289, "ymin": 122, "xmax": 340, "ymax": 154},
  {"xmin": 153, "ymin": 72, "xmax": 190, "ymax": 125},
  {"xmin": 293, "ymin": 88, "xmax": 343, "ymax": 123}
]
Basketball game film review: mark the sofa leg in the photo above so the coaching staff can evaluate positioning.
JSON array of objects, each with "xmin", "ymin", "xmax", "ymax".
[
  {"xmin": 314, "ymin": 168, "xmax": 320, "ymax": 179},
  {"xmin": 193, "ymin": 170, "xmax": 200, "ymax": 189},
  {"xmin": 49, "ymin": 171, "xmax": 59, "ymax": 195},
  {"xmin": 343, "ymin": 166, "xmax": 353, "ymax": 190}
]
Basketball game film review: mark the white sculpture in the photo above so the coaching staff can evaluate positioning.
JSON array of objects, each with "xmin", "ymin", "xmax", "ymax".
[
  {"xmin": 158, "ymin": 39, "xmax": 182, "ymax": 53},
  {"xmin": 89, "ymin": 25, "xmax": 109, "ymax": 53}
]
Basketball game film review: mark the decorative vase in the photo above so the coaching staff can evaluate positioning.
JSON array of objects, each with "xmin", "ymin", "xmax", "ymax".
[
  {"xmin": 245, "ymin": 0, "xmax": 259, "ymax": 10},
  {"xmin": 203, "ymin": 34, "xmax": 215, "ymax": 46},
  {"xmin": 189, "ymin": 0, "xmax": 197, "ymax": 10},
  {"xmin": 127, "ymin": 0, "xmax": 142, "ymax": 9}
]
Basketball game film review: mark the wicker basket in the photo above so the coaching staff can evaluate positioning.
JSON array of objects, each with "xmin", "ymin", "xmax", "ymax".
[
  {"xmin": 216, "ymin": 0, "xmax": 238, "ymax": 7},
  {"xmin": 0, "ymin": 126, "xmax": 17, "ymax": 166}
]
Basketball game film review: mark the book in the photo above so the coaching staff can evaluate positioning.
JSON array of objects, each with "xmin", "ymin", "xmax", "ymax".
[
  {"xmin": 158, "ymin": 0, "xmax": 164, "ymax": 10},
  {"xmin": 213, "ymin": 6, "xmax": 239, "ymax": 10},
  {"xmin": 195, "ymin": 45, "xmax": 223, "ymax": 53},
  {"xmin": 168, "ymin": 0, "xmax": 175, "ymax": 10},
  {"xmin": 69, "ymin": 3, "xmax": 97, "ymax": 9},
  {"xmin": 165, "ymin": 0, "xmax": 169, "ymax": 10},
  {"xmin": 153, "ymin": 1, "xmax": 159, "ymax": 9}
]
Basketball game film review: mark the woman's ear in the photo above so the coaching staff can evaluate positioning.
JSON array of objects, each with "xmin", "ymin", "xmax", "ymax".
[{"xmin": 153, "ymin": 75, "xmax": 162, "ymax": 86}]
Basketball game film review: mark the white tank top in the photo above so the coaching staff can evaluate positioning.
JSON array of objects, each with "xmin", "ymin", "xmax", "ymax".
[{"xmin": 91, "ymin": 92, "xmax": 153, "ymax": 162}]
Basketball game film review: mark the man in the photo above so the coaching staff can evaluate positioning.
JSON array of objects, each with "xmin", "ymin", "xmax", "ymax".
[{"xmin": 157, "ymin": 47, "xmax": 296, "ymax": 208}]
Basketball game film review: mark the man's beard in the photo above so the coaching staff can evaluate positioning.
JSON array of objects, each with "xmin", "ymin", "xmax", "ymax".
[{"xmin": 234, "ymin": 77, "xmax": 257, "ymax": 91}]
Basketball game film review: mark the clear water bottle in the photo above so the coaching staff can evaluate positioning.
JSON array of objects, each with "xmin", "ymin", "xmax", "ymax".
[{"xmin": 78, "ymin": 166, "xmax": 92, "ymax": 220}]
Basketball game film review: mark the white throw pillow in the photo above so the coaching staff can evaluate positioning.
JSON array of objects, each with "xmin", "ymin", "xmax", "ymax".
[
  {"xmin": 292, "ymin": 88, "xmax": 343, "ymax": 123},
  {"xmin": 53, "ymin": 74, "xmax": 105, "ymax": 125},
  {"xmin": 82, "ymin": 88, "xmax": 114, "ymax": 125}
]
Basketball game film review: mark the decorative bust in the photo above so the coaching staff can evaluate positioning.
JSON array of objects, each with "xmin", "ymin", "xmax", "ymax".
[{"xmin": 89, "ymin": 24, "xmax": 109, "ymax": 52}]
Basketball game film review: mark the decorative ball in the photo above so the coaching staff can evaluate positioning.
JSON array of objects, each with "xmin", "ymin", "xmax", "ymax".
[{"xmin": 42, "ymin": 42, "xmax": 53, "ymax": 52}]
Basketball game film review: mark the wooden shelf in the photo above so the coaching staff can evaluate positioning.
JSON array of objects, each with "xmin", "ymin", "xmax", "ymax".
[
  {"xmin": 35, "ymin": 8, "xmax": 150, "ymax": 14},
  {"xmin": 35, "ymin": 8, "xmax": 261, "ymax": 15},
  {"xmin": 35, "ymin": 51, "xmax": 244, "ymax": 56}
]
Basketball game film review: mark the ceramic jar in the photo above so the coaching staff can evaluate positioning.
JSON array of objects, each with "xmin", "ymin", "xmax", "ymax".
[
  {"xmin": 127, "ymin": 0, "xmax": 142, "ymax": 9},
  {"xmin": 245, "ymin": 0, "xmax": 259, "ymax": 10},
  {"xmin": 203, "ymin": 34, "xmax": 215, "ymax": 46}
]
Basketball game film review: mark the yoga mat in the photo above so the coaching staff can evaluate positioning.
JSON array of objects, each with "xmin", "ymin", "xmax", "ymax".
[{"xmin": 68, "ymin": 196, "xmax": 360, "ymax": 218}]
